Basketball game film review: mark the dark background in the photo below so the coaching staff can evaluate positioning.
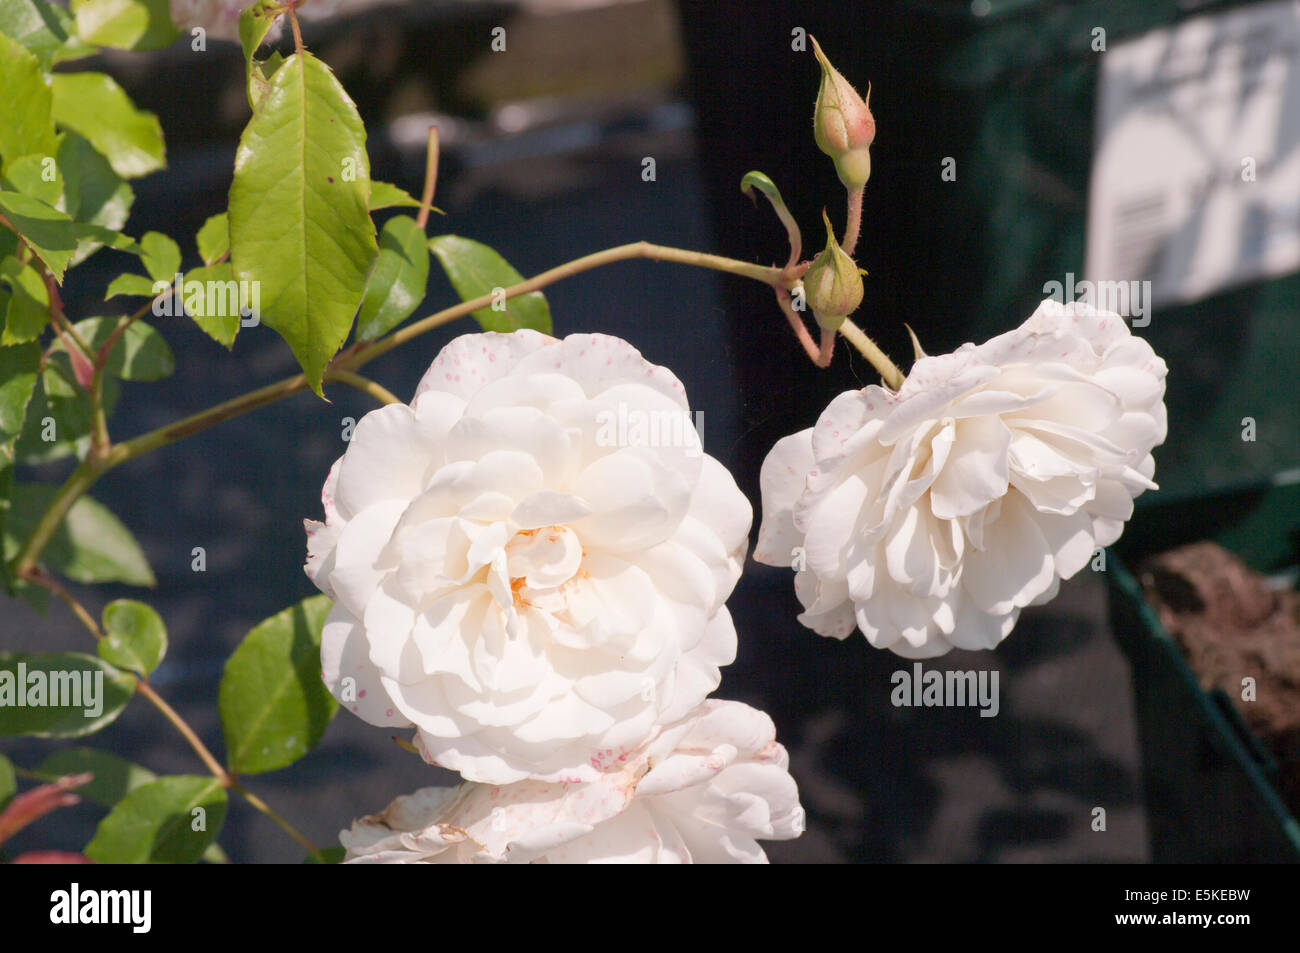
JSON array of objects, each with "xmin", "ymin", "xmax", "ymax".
[{"xmin": 13, "ymin": 0, "xmax": 1286, "ymax": 862}]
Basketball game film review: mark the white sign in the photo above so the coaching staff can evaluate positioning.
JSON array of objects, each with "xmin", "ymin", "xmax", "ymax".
[{"xmin": 1086, "ymin": 0, "xmax": 1300, "ymax": 307}]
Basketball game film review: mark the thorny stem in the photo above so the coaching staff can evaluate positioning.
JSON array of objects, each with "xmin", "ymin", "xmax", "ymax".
[
  {"xmin": 775, "ymin": 285, "xmax": 821, "ymax": 364},
  {"xmin": 818, "ymin": 326, "xmax": 836, "ymax": 368},
  {"xmin": 842, "ymin": 186, "xmax": 864, "ymax": 258},
  {"xmin": 775, "ymin": 285, "xmax": 839, "ymax": 369},
  {"xmin": 287, "ymin": 1, "xmax": 304, "ymax": 55},
  {"xmin": 839, "ymin": 316, "xmax": 904, "ymax": 390}
]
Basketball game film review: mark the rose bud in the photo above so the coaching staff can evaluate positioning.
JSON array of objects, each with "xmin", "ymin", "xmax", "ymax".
[
  {"xmin": 803, "ymin": 211, "xmax": 863, "ymax": 331},
  {"xmin": 811, "ymin": 36, "xmax": 875, "ymax": 189}
]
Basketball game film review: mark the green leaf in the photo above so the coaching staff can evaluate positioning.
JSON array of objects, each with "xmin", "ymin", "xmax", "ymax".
[
  {"xmin": 239, "ymin": 1, "xmax": 283, "ymax": 109},
  {"xmin": 176, "ymin": 262, "xmax": 242, "ymax": 347},
  {"xmin": 50, "ymin": 72, "xmax": 165, "ymax": 179},
  {"xmin": 229, "ymin": 51, "xmax": 378, "ymax": 394},
  {"xmin": 13, "ymin": 364, "xmax": 119, "ymax": 464},
  {"xmin": 3, "ymin": 153, "xmax": 62, "ymax": 207},
  {"xmin": 0, "ymin": 32, "xmax": 57, "ymax": 168},
  {"xmin": 1, "ymin": 257, "xmax": 49, "ymax": 344},
  {"xmin": 0, "ymin": 0, "xmax": 67, "ymax": 65},
  {"xmin": 3, "ymin": 484, "xmax": 154, "ymax": 585},
  {"xmin": 0, "ymin": 191, "xmax": 76, "ymax": 281},
  {"xmin": 71, "ymin": 0, "xmax": 178, "ymax": 51},
  {"xmin": 13, "ymin": 370, "xmax": 72, "ymax": 463},
  {"xmin": 368, "ymin": 181, "xmax": 424, "ymax": 211},
  {"xmin": 218, "ymin": 594, "xmax": 338, "ymax": 776},
  {"xmin": 71, "ymin": 222, "xmax": 139, "ymax": 255},
  {"xmin": 58, "ymin": 132, "xmax": 135, "ymax": 265},
  {"xmin": 66, "ymin": 317, "xmax": 175, "ymax": 383},
  {"xmin": 105, "ymin": 272, "xmax": 159, "ymax": 299},
  {"xmin": 2, "ymin": 293, "xmax": 48, "ymax": 345},
  {"xmin": 0, "ymin": 752, "xmax": 14, "ymax": 808},
  {"xmin": 196, "ymin": 212, "xmax": 228, "ymax": 266},
  {"xmin": 0, "ymin": 341, "xmax": 40, "ymax": 450},
  {"xmin": 99, "ymin": 599, "xmax": 166, "ymax": 675},
  {"xmin": 304, "ymin": 845, "xmax": 346, "ymax": 864},
  {"xmin": 34, "ymin": 747, "xmax": 155, "ymax": 807},
  {"xmin": 355, "ymin": 215, "xmax": 428, "ymax": 341},
  {"xmin": 139, "ymin": 230, "xmax": 179, "ymax": 283},
  {"xmin": 85, "ymin": 775, "xmax": 226, "ymax": 864},
  {"xmin": 428, "ymin": 235, "xmax": 552, "ymax": 334},
  {"xmin": 0, "ymin": 0, "xmax": 92, "ymax": 67},
  {"xmin": 0, "ymin": 652, "xmax": 135, "ymax": 737}
]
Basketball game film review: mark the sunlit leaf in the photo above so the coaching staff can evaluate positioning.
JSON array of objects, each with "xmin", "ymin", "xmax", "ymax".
[
  {"xmin": 228, "ymin": 52, "xmax": 377, "ymax": 393},
  {"xmin": 428, "ymin": 235, "xmax": 552, "ymax": 334},
  {"xmin": 50, "ymin": 72, "xmax": 164, "ymax": 178},
  {"xmin": 218, "ymin": 595, "xmax": 337, "ymax": 775}
]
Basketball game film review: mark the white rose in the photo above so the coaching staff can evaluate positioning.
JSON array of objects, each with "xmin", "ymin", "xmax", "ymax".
[
  {"xmin": 755, "ymin": 299, "xmax": 1168, "ymax": 657},
  {"xmin": 305, "ymin": 331, "xmax": 750, "ymax": 783},
  {"xmin": 339, "ymin": 700, "xmax": 803, "ymax": 863}
]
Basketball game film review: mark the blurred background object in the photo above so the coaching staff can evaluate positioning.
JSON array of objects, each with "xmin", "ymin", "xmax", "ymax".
[{"xmin": 4, "ymin": 0, "xmax": 1299, "ymax": 862}]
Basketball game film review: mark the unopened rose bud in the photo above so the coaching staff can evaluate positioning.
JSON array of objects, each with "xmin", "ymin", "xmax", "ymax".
[
  {"xmin": 811, "ymin": 36, "xmax": 875, "ymax": 189},
  {"xmin": 804, "ymin": 211, "xmax": 863, "ymax": 331}
]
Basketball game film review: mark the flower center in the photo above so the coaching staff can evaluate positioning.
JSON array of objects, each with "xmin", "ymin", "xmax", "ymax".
[{"xmin": 504, "ymin": 525, "xmax": 585, "ymax": 599}]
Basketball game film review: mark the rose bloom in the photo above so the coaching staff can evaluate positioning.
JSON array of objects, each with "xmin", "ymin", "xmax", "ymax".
[
  {"xmin": 305, "ymin": 331, "xmax": 750, "ymax": 783},
  {"xmin": 339, "ymin": 700, "xmax": 803, "ymax": 863},
  {"xmin": 755, "ymin": 300, "xmax": 1167, "ymax": 657}
]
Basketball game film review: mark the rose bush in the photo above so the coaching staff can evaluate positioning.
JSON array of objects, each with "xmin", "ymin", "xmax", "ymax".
[
  {"xmin": 755, "ymin": 299, "xmax": 1168, "ymax": 657},
  {"xmin": 340, "ymin": 700, "xmax": 803, "ymax": 863},
  {"xmin": 306, "ymin": 330, "xmax": 751, "ymax": 784},
  {"xmin": 0, "ymin": 7, "xmax": 1171, "ymax": 866}
]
